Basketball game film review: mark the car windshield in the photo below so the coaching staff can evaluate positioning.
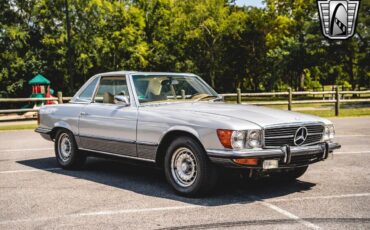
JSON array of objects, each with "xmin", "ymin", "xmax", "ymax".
[{"xmin": 132, "ymin": 75, "xmax": 218, "ymax": 104}]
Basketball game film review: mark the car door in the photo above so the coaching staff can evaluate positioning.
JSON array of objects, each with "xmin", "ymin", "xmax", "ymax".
[{"xmin": 78, "ymin": 75, "xmax": 138, "ymax": 157}]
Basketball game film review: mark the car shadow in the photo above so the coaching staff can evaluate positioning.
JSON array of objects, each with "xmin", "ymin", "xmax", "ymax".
[{"xmin": 17, "ymin": 156, "xmax": 316, "ymax": 206}]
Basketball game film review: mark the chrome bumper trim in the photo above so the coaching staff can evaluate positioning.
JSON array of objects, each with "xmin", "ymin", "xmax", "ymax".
[
  {"xmin": 207, "ymin": 142, "xmax": 341, "ymax": 159},
  {"xmin": 35, "ymin": 127, "xmax": 53, "ymax": 141},
  {"xmin": 35, "ymin": 127, "xmax": 52, "ymax": 134}
]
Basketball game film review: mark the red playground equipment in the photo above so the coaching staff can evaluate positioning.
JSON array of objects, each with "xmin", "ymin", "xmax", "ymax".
[{"xmin": 25, "ymin": 74, "xmax": 57, "ymax": 109}]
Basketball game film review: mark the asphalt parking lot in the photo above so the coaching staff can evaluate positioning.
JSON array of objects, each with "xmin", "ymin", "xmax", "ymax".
[{"xmin": 0, "ymin": 117, "xmax": 369, "ymax": 229}]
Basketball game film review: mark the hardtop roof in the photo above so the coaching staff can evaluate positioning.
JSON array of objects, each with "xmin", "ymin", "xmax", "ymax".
[{"xmin": 99, "ymin": 71, "xmax": 196, "ymax": 76}]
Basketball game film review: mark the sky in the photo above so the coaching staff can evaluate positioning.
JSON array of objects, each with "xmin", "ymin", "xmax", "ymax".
[{"xmin": 234, "ymin": 0, "xmax": 265, "ymax": 8}]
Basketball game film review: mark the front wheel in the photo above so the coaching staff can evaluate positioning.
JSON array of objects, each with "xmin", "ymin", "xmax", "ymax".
[
  {"xmin": 55, "ymin": 129, "xmax": 86, "ymax": 170},
  {"xmin": 164, "ymin": 136, "xmax": 218, "ymax": 196}
]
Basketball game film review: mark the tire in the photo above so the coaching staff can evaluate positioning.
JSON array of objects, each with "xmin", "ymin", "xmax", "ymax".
[
  {"xmin": 164, "ymin": 136, "xmax": 218, "ymax": 197},
  {"xmin": 278, "ymin": 166, "xmax": 309, "ymax": 181},
  {"xmin": 55, "ymin": 129, "xmax": 86, "ymax": 170}
]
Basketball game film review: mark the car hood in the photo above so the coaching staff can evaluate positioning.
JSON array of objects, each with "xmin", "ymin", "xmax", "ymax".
[{"xmin": 142, "ymin": 102, "xmax": 330, "ymax": 127}]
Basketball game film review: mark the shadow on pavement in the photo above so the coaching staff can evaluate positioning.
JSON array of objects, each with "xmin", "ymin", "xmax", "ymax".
[{"xmin": 17, "ymin": 156, "xmax": 316, "ymax": 206}]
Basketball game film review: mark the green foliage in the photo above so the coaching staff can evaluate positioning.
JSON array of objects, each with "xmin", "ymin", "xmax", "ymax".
[{"xmin": 0, "ymin": 0, "xmax": 369, "ymax": 97}]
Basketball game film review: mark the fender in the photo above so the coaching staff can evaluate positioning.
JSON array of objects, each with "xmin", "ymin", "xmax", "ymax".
[
  {"xmin": 160, "ymin": 125, "xmax": 200, "ymax": 143},
  {"xmin": 53, "ymin": 121, "xmax": 74, "ymax": 134}
]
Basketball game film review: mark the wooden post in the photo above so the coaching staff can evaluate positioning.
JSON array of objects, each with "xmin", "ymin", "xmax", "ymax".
[
  {"xmin": 322, "ymin": 86, "xmax": 325, "ymax": 100},
  {"xmin": 57, "ymin": 91, "xmax": 63, "ymax": 104},
  {"xmin": 288, "ymin": 87, "xmax": 292, "ymax": 111},
  {"xmin": 181, "ymin": 89, "xmax": 185, "ymax": 100},
  {"xmin": 335, "ymin": 86, "xmax": 340, "ymax": 116},
  {"xmin": 237, "ymin": 88, "xmax": 241, "ymax": 104}
]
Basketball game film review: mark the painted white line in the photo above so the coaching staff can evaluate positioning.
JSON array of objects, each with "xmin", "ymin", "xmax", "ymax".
[
  {"xmin": 250, "ymin": 195, "xmax": 320, "ymax": 230},
  {"xmin": 0, "ymin": 205, "xmax": 198, "ymax": 225},
  {"xmin": 267, "ymin": 193, "xmax": 370, "ymax": 203},
  {"xmin": 335, "ymin": 151, "xmax": 370, "ymax": 155},
  {"xmin": 1, "ymin": 192, "xmax": 369, "ymax": 225},
  {"xmin": 0, "ymin": 147, "xmax": 53, "ymax": 153},
  {"xmin": 77, "ymin": 205, "xmax": 197, "ymax": 217},
  {"xmin": 0, "ymin": 167, "xmax": 62, "ymax": 174}
]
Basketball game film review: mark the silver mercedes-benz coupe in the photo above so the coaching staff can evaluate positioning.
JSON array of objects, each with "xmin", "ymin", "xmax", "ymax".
[{"xmin": 36, "ymin": 71, "xmax": 341, "ymax": 196}]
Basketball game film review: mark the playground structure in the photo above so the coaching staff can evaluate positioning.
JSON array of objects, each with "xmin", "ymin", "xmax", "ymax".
[{"xmin": 22, "ymin": 74, "xmax": 56, "ymax": 118}]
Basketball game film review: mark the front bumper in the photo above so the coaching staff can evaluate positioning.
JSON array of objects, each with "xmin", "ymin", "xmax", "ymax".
[
  {"xmin": 207, "ymin": 142, "xmax": 341, "ymax": 168},
  {"xmin": 35, "ymin": 127, "xmax": 53, "ymax": 141}
]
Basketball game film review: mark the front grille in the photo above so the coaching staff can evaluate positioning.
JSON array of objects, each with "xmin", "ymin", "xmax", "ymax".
[{"xmin": 264, "ymin": 124, "xmax": 324, "ymax": 147}]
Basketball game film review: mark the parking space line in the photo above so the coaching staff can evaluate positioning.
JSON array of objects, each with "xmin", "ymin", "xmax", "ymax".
[
  {"xmin": 250, "ymin": 196, "xmax": 320, "ymax": 229},
  {"xmin": 1, "ymin": 192, "xmax": 369, "ymax": 225},
  {"xmin": 0, "ymin": 147, "xmax": 53, "ymax": 153},
  {"xmin": 0, "ymin": 167, "xmax": 62, "ymax": 174},
  {"xmin": 77, "ymin": 205, "xmax": 198, "ymax": 217},
  {"xmin": 267, "ymin": 193, "xmax": 370, "ymax": 203},
  {"xmin": 0, "ymin": 205, "xmax": 199, "ymax": 225},
  {"xmin": 336, "ymin": 151, "xmax": 370, "ymax": 155}
]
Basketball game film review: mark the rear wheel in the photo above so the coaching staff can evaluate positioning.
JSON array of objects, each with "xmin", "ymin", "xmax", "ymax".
[
  {"xmin": 55, "ymin": 129, "xmax": 86, "ymax": 169},
  {"xmin": 164, "ymin": 136, "xmax": 218, "ymax": 196}
]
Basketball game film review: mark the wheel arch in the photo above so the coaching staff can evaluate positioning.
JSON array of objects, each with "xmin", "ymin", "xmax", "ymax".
[
  {"xmin": 155, "ymin": 128, "xmax": 206, "ymax": 168},
  {"xmin": 50, "ymin": 122, "xmax": 74, "ymax": 140}
]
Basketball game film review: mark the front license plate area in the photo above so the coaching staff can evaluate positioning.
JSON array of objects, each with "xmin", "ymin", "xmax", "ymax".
[{"xmin": 263, "ymin": 159, "xmax": 279, "ymax": 169}]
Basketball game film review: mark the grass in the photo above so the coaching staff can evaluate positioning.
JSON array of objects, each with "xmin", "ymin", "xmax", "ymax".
[
  {"xmin": 0, "ymin": 124, "xmax": 38, "ymax": 131},
  {"xmin": 224, "ymin": 96, "xmax": 370, "ymax": 117},
  {"xmin": 267, "ymin": 103, "xmax": 330, "ymax": 109},
  {"xmin": 225, "ymin": 99, "xmax": 370, "ymax": 117},
  {"xmin": 297, "ymin": 108, "xmax": 370, "ymax": 117},
  {"xmin": 260, "ymin": 103, "xmax": 370, "ymax": 117}
]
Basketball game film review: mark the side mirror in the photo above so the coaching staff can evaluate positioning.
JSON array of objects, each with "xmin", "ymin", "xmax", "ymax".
[{"xmin": 114, "ymin": 95, "xmax": 130, "ymax": 106}]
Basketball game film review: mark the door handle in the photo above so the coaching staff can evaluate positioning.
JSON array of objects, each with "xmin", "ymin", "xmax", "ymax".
[{"xmin": 80, "ymin": 112, "xmax": 88, "ymax": 116}]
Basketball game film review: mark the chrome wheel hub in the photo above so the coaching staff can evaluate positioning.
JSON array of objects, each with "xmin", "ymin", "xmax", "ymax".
[
  {"xmin": 171, "ymin": 147, "xmax": 197, "ymax": 187},
  {"xmin": 58, "ymin": 133, "xmax": 72, "ymax": 162}
]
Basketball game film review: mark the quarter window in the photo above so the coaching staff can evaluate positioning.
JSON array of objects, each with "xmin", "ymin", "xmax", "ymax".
[{"xmin": 94, "ymin": 76, "xmax": 129, "ymax": 104}]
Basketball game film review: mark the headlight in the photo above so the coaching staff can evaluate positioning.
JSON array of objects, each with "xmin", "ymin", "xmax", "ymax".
[
  {"xmin": 247, "ymin": 130, "xmax": 262, "ymax": 148},
  {"xmin": 231, "ymin": 130, "xmax": 246, "ymax": 150},
  {"xmin": 217, "ymin": 129, "xmax": 261, "ymax": 150},
  {"xmin": 322, "ymin": 124, "xmax": 335, "ymax": 141}
]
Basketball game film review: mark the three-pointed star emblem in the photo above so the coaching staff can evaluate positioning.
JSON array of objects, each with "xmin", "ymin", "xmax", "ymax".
[{"xmin": 294, "ymin": 127, "xmax": 308, "ymax": 146}]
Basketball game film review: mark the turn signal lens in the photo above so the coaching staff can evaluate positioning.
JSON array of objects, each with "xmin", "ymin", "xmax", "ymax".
[
  {"xmin": 217, "ymin": 129, "xmax": 233, "ymax": 148},
  {"xmin": 233, "ymin": 158, "xmax": 258, "ymax": 166}
]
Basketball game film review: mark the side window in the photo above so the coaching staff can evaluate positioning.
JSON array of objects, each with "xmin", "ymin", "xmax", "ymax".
[
  {"xmin": 134, "ymin": 79, "xmax": 149, "ymax": 97},
  {"xmin": 94, "ymin": 76, "xmax": 129, "ymax": 104},
  {"xmin": 78, "ymin": 77, "xmax": 99, "ymax": 101}
]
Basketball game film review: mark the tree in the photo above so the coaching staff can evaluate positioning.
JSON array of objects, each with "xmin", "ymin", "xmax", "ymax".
[{"xmin": 0, "ymin": 0, "xmax": 369, "ymax": 97}]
